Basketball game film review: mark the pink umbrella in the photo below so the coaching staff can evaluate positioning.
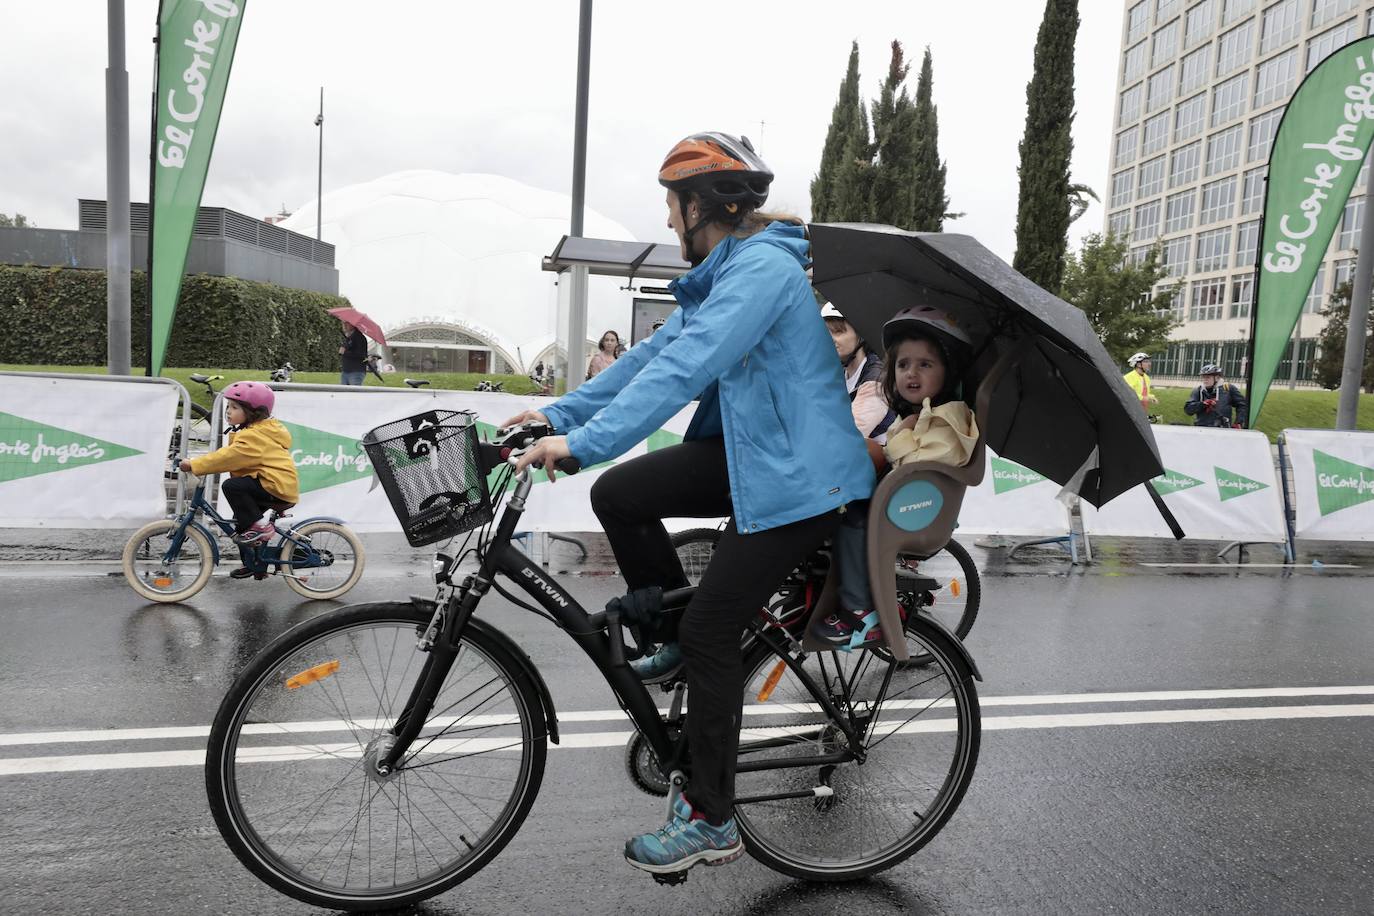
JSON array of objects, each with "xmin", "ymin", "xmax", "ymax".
[{"xmin": 328, "ymin": 307, "xmax": 388, "ymax": 346}]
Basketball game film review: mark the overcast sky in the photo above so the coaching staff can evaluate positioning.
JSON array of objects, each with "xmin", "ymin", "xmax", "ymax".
[{"xmin": 0, "ymin": 1, "xmax": 1122, "ymax": 263}]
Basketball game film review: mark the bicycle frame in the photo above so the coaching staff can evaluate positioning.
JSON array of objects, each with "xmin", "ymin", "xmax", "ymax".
[{"xmin": 379, "ymin": 468, "xmax": 865, "ymax": 785}]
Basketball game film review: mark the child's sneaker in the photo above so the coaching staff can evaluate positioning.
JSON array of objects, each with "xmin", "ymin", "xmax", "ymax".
[
  {"xmin": 235, "ymin": 521, "xmax": 275, "ymax": 545},
  {"xmin": 809, "ymin": 609, "xmax": 865, "ymax": 647}
]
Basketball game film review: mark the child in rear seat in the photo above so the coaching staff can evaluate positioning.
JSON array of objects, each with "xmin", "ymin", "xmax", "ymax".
[{"xmin": 810, "ymin": 306, "xmax": 979, "ymax": 651}]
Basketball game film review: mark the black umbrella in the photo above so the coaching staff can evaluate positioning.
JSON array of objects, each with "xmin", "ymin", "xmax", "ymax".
[{"xmin": 810, "ymin": 222, "xmax": 1174, "ymax": 517}]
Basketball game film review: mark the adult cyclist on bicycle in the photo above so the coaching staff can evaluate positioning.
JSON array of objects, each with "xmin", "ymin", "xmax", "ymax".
[{"xmin": 505, "ymin": 132, "xmax": 874, "ymax": 875}]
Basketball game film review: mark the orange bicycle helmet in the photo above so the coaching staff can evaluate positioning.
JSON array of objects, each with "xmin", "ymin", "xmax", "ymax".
[{"xmin": 658, "ymin": 132, "xmax": 773, "ymax": 213}]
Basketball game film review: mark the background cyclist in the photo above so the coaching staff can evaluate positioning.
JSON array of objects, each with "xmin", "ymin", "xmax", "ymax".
[{"xmin": 504, "ymin": 131, "xmax": 874, "ymax": 876}]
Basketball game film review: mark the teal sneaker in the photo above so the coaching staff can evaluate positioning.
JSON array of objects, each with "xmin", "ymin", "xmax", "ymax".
[
  {"xmin": 630, "ymin": 641, "xmax": 684, "ymax": 681},
  {"xmin": 624, "ymin": 806, "xmax": 743, "ymax": 874}
]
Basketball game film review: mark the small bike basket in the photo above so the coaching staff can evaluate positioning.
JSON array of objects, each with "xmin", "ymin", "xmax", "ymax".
[{"xmin": 361, "ymin": 409, "xmax": 493, "ymax": 546}]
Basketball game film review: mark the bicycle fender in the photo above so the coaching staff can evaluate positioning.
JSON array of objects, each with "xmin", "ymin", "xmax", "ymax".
[
  {"xmin": 283, "ymin": 515, "xmax": 349, "ymax": 530},
  {"xmin": 186, "ymin": 519, "xmax": 223, "ymax": 565},
  {"xmin": 408, "ymin": 596, "xmax": 561, "ymax": 744},
  {"xmin": 915, "ymin": 613, "xmax": 983, "ymax": 681}
]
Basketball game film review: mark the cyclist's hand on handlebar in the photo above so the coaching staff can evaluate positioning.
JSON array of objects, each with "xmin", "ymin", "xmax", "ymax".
[
  {"xmin": 513, "ymin": 435, "xmax": 574, "ymax": 481},
  {"xmin": 500, "ymin": 408, "xmax": 549, "ymax": 430}
]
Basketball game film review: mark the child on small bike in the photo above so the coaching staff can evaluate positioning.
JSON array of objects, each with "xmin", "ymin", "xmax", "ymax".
[
  {"xmin": 178, "ymin": 381, "xmax": 299, "ymax": 578},
  {"xmin": 810, "ymin": 305, "xmax": 980, "ymax": 650}
]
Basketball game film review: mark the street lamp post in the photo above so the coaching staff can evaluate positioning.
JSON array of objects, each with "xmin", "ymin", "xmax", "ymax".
[{"xmin": 314, "ymin": 88, "xmax": 323, "ymax": 241}]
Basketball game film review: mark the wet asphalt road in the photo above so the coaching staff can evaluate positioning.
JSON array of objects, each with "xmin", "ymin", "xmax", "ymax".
[{"xmin": 2, "ymin": 550, "xmax": 1373, "ymax": 916}]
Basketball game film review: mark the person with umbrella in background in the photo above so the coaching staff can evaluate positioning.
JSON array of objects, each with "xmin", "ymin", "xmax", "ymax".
[{"xmin": 328, "ymin": 307, "xmax": 388, "ymax": 386}]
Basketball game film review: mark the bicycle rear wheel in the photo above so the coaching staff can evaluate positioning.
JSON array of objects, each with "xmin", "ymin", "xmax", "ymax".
[
  {"xmin": 732, "ymin": 615, "xmax": 980, "ymax": 881},
  {"xmin": 206, "ymin": 602, "xmax": 547, "ymax": 911},
  {"xmin": 281, "ymin": 521, "xmax": 366, "ymax": 600}
]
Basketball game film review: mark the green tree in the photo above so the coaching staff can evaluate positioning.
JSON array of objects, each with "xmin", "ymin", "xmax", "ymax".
[
  {"xmin": 811, "ymin": 42, "xmax": 863, "ymax": 223},
  {"xmin": 0, "ymin": 212, "xmax": 35, "ymax": 228},
  {"xmin": 1013, "ymin": 0, "xmax": 1080, "ymax": 294},
  {"xmin": 1314, "ymin": 280, "xmax": 1374, "ymax": 390},
  {"xmin": 909, "ymin": 47, "xmax": 949, "ymax": 231},
  {"xmin": 868, "ymin": 41, "xmax": 915, "ymax": 227},
  {"xmin": 1060, "ymin": 232, "xmax": 1178, "ymax": 367}
]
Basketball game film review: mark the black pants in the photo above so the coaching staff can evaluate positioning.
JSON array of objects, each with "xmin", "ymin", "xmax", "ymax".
[
  {"xmin": 590, "ymin": 439, "xmax": 841, "ymax": 824},
  {"xmin": 221, "ymin": 475, "xmax": 281, "ymax": 533}
]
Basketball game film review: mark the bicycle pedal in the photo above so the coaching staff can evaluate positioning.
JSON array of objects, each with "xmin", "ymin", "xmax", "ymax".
[{"xmin": 651, "ymin": 870, "xmax": 689, "ymax": 887}]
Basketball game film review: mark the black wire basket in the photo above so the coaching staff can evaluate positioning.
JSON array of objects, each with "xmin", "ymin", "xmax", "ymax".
[{"xmin": 361, "ymin": 409, "xmax": 493, "ymax": 547}]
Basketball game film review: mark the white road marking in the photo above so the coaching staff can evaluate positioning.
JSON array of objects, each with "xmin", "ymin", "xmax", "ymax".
[{"xmin": 3, "ymin": 700, "xmax": 1374, "ymax": 777}]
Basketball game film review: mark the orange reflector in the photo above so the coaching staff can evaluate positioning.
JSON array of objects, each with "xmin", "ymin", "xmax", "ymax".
[
  {"xmin": 286, "ymin": 660, "xmax": 340, "ymax": 690},
  {"xmin": 153, "ymin": 577, "xmax": 174, "ymax": 588},
  {"xmin": 950, "ymin": 579, "xmax": 961, "ymax": 597},
  {"xmin": 757, "ymin": 660, "xmax": 787, "ymax": 702}
]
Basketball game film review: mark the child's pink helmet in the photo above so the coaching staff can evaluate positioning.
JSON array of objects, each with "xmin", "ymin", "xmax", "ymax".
[{"xmin": 223, "ymin": 380, "xmax": 274, "ymax": 413}]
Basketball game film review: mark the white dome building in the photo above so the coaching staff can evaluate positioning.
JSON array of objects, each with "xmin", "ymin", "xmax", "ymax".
[{"xmin": 280, "ymin": 170, "xmax": 640, "ymax": 375}]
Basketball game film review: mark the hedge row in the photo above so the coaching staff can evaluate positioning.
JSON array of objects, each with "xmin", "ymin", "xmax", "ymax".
[{"xmin": 0, "ymin": 265, "xmax": 353, "ymax": 370}]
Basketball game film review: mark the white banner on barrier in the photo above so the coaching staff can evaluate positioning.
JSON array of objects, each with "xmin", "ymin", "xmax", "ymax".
[
  {"xmin": 1283, "ymin": 428, "xmax": 1374, "ymax": 542},
  {"xmin": 241, "ymin": 389, "xmax": 701, "ymax": 533},
  {"xmin": 955, "ymin": 450, "xmax": 1071, "ymax": 537},
  {"xmin": 0, "ymin": 376, "xmax": 180, "ymax": 527},
  {"xmin": 1080, "ymin": 426, "xmax": 1286, "ymax": 542}
]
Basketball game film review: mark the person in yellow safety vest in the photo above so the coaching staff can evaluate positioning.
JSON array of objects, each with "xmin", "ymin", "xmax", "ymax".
[{"xmin": 1123, "ymin": 352, "xmax": 1158, "ymax": 414}]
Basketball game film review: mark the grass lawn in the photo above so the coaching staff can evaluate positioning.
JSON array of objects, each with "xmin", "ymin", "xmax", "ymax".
[
  {"xmin": 0, "ymin": 365, "xmax": 543, "ymax": 412},
  {"xmin": 1152, "ymin": 384, "xmax": 1374, "ymax": 440}
]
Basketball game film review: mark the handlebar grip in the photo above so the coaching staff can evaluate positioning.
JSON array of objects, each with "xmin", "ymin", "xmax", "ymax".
[{"xmin": 554, "ymin": 457, "xmax": 581, "ymax": 475}]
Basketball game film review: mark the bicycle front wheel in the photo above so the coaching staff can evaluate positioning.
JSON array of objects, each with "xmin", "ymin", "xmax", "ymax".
[
  {"xmin": 733, "ymin": 615, "xmax": 980, "ymax": 881},
  {"xmin": 206, "ymin": 602, "xmax": 547, "ymax": 911},
  {"xmin": 281, "ymin": 521, "xmax": 366, "ymax": 600},
  {"xmin": 122, "ymin": 519, "xmax": 215, "ymax": 603}
]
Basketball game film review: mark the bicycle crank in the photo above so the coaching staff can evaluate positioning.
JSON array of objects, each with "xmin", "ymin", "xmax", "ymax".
[{"xmin": 625, "ymin": 732, "xmax": 670, "ymax": 796}]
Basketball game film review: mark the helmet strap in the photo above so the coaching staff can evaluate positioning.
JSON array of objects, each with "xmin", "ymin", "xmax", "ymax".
[
  {"xmin": 679, "ymin": 195, "xmax": 710, "ymax": 266},
  {"xmin": 840, "ymin": 344, "xmax": 863, "ymax": 368}
]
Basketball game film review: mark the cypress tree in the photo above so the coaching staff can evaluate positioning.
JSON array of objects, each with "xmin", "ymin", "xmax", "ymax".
[
  {"xmin": 1013, "ymin": 0, "xmax": 1080, "ymax": 294},
  {"xmin": 869, "ymin": 41, "xmax": 914, "ymax": 227},
  {"xmin": 830, "ymin": 105, "xmax": 874, "ymax": 221},
  {"xmin": 909, "ymin": 47, "xmax": 949, "ymax": 231},
  {"xmin": 811, "ymin": 42, "xmax": 863, "ymax": 223}
]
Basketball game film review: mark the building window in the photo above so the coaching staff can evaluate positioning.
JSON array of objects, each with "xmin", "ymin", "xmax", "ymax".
[
  {"xmin": 1200, "ymin": 175, "xmax": 1237, "ymax": 223},
  {"xmin": 1247, "ymin": 108, "xmax": 1283, "ymax": 162},
  {"xmin": 1147, "ymin": 68, "xmax": 1176, "ymax": 112},
  {"xmin": 1124, "ymin": 41, "xmax": 1149, "ymax": 84},
  {"xmin": 1260, "ymin": 0, "xmax": 1301, "ymax": 54},
  {"xmin": 1368, "ymin": 7, "xmax": 1374, "ymax": 36},
  {"xmin": 1116, "ymin": 126, "xmax": 1141, "ymax": 166},
  {"xmin": 1190, "ymin": 275, "xmax": 1228, "ymax": 319},
  {"xmin": 1171, "ymin": 140, "xmax": 1203, "ymax": 186},
  {"xmin": 1235, "ymin": 219, "xmax": 1260, "ymax": 266},
  {"xmin": 1109, "ymin": 209, "xmax": 1133, "ymax": 239},
  {"xmin": 1254, "ymin": 49, "xmax": 1298, "ymax": 108},
  {"xmin": 1166, "ymin": 189, "xmax": 1197, "ymax": 231},
  {"xmin": 1174, "ymin": 92, "xmax": 1208, "ymax": 141},
  {"xmin": 1222, "ymin": 0, "xmax": 1255, "ymax": 26},
  {"xmin": 1130, "ymin": 244, "xmax": 1155, "ymax": 265},
  {"xmin": 1241, "ymin": 166, "xmax": 1266, "ymax": 213},
  {"xmin": 1158, "ymin": 0, "xmax": 1181, "ymax": 22},
  {"xmin": 1181, "ymin": 46, "xmax": 1213, "ymax": 96},
  {"xmin": 1304, "ymin": 263, "xmax": 1327, "ymax": 313},
  {"xmin": 1143, "ymin": 112, "xmax": 1171, "ymax": 156},
  {"xmin": 1111, "ymin": 169, "xmax": 1136, "ymax": 208},
  {"xmin": 1338, "ymin": 195, "xmax": 1364, "ymax": 249},
  {"xmin": 1307, "ymin": 19, "xmax": 1358, "ymax": 72},
  {"xmin": 1216, "ymin": 20, "xmax": 1255, "ymax": 75},
  {"xmin": 1140, "ymin": 155, "xmax": 1168, "ymax": 197},
  {"xmin": 1230, "ymin": 274, "xmax": 1254, "ymax": 317},
  {"xmin": 1185, "ymin": 0, "xmax": 1217, "ymax": 47},
  {"xmin": 1332, "ymin": 257, "xmax": 1357, "ymax": 290},
  {"xmin": 1163, "ymin": 235, "xmax": 1192, "ymax": 276},
  {"xmin": 1136, "ymin": 199, "xmax": 1164, "ymax": 239},
  {"xmin": 1120, "ymin": 84, "xmax": 1144, "ymax": 126},
  {"xmin": 1128, "ymin": 1, "xmax": 1150, "ymax": 42},
  {"xmin": 1153, "ymin": 22, "xmax": 1181, "ymax": 68},
  {"xmin": 1205, "ymin": 124, "xmax": 1244, "ymax": 175},
  {"xmin": 1211, "ymin": 72, "xmax": 1249, "ymax": 125},
  {"xmin": 1312, "ymin": 0, "xmax": 1357, "ymax": 29},
  {"xmin": 1195, "ymin": 227, "xmax": 1232, "ymax": 271}
]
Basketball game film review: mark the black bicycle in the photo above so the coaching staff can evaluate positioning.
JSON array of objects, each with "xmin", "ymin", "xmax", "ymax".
[{"xmin": 205, "ymin": 412, "xmax": 981, "ymax": 910}]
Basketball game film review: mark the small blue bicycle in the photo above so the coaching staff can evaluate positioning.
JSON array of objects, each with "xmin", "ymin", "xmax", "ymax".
[{"xmin": 122, "ymin": 471, "xmax": 365, "ymax": 603}]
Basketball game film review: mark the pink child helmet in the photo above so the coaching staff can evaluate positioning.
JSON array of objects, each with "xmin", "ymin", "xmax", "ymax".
[{"xmin": 223, "ymin": 380, "xmax": 275, "ymax": 413}]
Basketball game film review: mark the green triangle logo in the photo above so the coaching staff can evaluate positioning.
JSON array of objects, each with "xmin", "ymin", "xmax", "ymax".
[
  {"xmin": 0, "ymin": 411, "xmax": 143, "ymax": 483},
  {"xmin": 647, "ymin": 429, "xmax": 683, "ymax": 451},
  {"xmin": 1214, "ymin": 466, "xmax": 1269, "ymax": 502},
  {"xmin": 280, "ymin": 421, "xmax": 373, "ymax": 494},
  {"xmin": 1313, "ymin": 449, "xmax": 1374, "ymax": 517},
  {"xmin": 1151, "ymin": 467, "xmax": 1204, "ymax": 496},
  {"xmin": 991, "ymin": 456, "xmax": 1045, "ymax": 494}
]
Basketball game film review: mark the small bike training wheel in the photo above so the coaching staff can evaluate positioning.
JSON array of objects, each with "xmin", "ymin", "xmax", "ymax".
[
  {"xmin": 122, "ymin": 519, "xmax": 215, "ymax": 603},
  {"xmin": 732, "ymin": 613, "xmax": 980, "ymax": 881},
  {"xmin": 206, "ymin": 601, "xmax": 548, "ymax": 911},
  {"xmin": 280, "ymin": 520, "xmax": 366, "ymax": 600}
]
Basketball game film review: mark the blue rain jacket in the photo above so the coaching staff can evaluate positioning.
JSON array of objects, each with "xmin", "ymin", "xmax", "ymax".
[{"xmin": 542, "ymin": 223, "xmax": 875, "ymax": 534}]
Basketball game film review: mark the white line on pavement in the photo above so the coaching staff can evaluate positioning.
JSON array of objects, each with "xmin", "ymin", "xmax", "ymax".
[
  {"xmin": 5, "ymin": 684, "xmax": 1374, "ymax": 748},
  {"xmin": 3, "ymin": 702, "xmax": 1374, "ymax": 777}
]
